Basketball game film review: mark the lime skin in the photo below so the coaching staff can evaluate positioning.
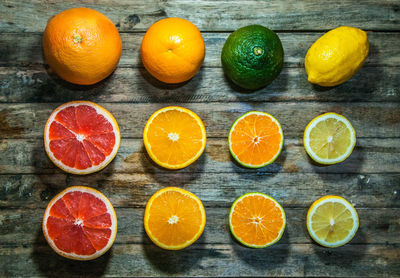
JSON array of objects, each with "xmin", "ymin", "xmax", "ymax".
[{"xmin": 221, "ymin": 25, "xmax": 284, "ymax": 90}]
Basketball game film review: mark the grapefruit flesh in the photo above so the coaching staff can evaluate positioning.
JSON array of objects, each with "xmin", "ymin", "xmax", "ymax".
[
  {"xmin": 44, "ymin": 101, "xmax": 120, "ymax": 174},
  {"xmin": 43, "ymin": 186, "xmax": 117, "ymax": 260}
]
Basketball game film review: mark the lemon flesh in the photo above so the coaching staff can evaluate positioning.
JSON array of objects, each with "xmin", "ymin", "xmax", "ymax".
[
  {"xmin": 304, "ymin": 113, "xmax": 356, "ymax": 165},
  {"xmin": 307, "ymin": 196, "xmax": 359, "ymax": 247},
  {"xmin": 305, "ymin": 26, "xmax": 369, "ymax": 87}
]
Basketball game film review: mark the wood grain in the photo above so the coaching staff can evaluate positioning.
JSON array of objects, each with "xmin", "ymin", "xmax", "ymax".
[
  {"xmin": 1, "ymin": 32, "xmax": 399, "ymax": 68},
  {"xmin": 0, "ymin": 138, "xmax": 399, "ymax": 175},
  {"xmin": 0, "ymin": 103, "xmax": 399, "ymax": 139},
  {"xmin": 0, "ymin": 171, "xmax": 399, "ymax": 209},
  {"xmin": 1, "ymin": 0, "xmax": 399, "ymax": 32},
  {"xmin": 0, "ymin": 243, "xmax": 399, "ymax": 277},
  {"xmin": 1, "ymin": 66, "xmax": 399, "ymax": 103},
  {"xmin": 0, "ymin": 208, "xmax": 398, "ymax": 245}
]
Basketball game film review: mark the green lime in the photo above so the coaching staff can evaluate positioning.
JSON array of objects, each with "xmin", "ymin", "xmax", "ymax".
[{"xmin": 221, "ymin": 25, "xmax": 284, "ymax": 90}]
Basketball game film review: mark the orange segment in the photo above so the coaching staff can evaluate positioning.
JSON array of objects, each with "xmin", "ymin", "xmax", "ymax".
[
  {"xmin": 143, "ymin": 106, "xmax": 206, "ymax": 169},
  {"xmin": 144, "ymin": 187, "xmax": 206, "ymax": 250},
  {"xmin": 44, "ymin": 101, "xmax": 121, "ymax": 175},
  {"xmin": 229, "ymin": 193, "xmax": 286, "ymax": 248},
  {"xmin": 229, "ymin": 111, "xmax": 284, "ymax": 168},
  {"xmin": 42, "ymin": 186, "xmax": 117, "ymax": 260}
]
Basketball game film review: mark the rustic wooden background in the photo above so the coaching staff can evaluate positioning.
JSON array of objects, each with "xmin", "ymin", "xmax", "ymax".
[{"xmin": 0, "ymin": 0, "xmax": 399, "ymax": 277}]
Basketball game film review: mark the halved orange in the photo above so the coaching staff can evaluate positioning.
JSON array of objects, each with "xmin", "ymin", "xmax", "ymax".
[
  {"xmin": 42, "ymin": 186, "xmax": 117, "ymax": 260},
  {"xmin": 44, "ymin": 101, "xmax": 121, "ymax": 174},
  {"xmin": 229, "ymin": 193, "xmax": 286, "ymax": 248},
  {"xmin": 143, "ymin": 106, "xmax": 206, "ymax": 169},
  {"xmin": 229, "ymin": 111, "xmax": 284, "ymax": 168},
  {"xmin": 144, "ymin": 187, "xmax": 206, "ymax": 250}
]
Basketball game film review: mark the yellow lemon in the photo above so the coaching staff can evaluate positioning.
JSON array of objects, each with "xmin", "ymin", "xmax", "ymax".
[
  {"xmin": 305, "ymin": 26, "xmax": 369, "ymax": 87},
  {"xmin": 307, "ymin": 196, "xmax": 359, "ymax": 248},
  {"xmin": 303, "ymin": 113, "xmax": 356, "ymax": 165}
]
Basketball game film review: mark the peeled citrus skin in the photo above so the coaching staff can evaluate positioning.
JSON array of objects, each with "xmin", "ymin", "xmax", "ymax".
[
  {"xmin": 221, "ymin": 25, "xmax": 284, "ymax": 90},
  {"xmin": 305, "ymin": 26, "xmax": 369, "ymax": 87},
  {"xmin": 43, "ymin": 7, "xmax": 122, "ymax": 85}
]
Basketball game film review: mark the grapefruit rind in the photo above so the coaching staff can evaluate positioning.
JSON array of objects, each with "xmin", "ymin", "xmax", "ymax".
[
  {"xmin": 44, "ymin": 101, "xmax": 121, "ymax": 175},
  {"xmin": 144, "ymin": 187, "xmax": 206, "ymax": 250},
  {"xmin": 143, "ymin": 106, "xmax": 207, "ymax": 170},
  {"xmin": 303, "ymin": 112, "xmax": 356, "ymax": 165},
  {"xmin": 229, "ymin": 192, "xmax": 286, "ymax": 248},
  {"xmin": 306, "ymin": 195, "xmax": 359, "ymax": 248},
  {"xmin": 228, "ymin": 111, "xmax": 284, "ymax": 168},
  {"xmin": 42, "ymin": 186, "xmax": 117, "ymax": 260}
]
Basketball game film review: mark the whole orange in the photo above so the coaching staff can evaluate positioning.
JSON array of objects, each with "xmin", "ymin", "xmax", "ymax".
[
  {"xmin": 141, "ymin": 18, "xmax": 205, "ymax": 84},
  {"xmin": 42, "ymin": 7, "xmax": 122, "ymax": 85}
]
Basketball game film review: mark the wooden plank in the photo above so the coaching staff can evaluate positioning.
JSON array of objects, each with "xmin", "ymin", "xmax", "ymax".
[
  {"xmin": 0, "ymin": 243, "xmax": 398, "ymax": 277},
  {"xmin": 0, "ymin": 171, "xmax": 399, "ymax": 209},
  {"xmin": 0, "ymin": 138, "xmax": 399, "ymax": 175},
  {"xmin": 0, "ymin": 0, "xmax": 399, "ymax": 32},
  {"xmin": 1, "ymin": 66, "xmax": 399, "ymax": 103},
  {"xmin": 1, "ymin": 32, "xmax": 399, "ymax": 68},
  {"xmin": 0, "ymin": 103, "xmax": 399, "ymax": 139},
  {"xmin": 0, "ymin": 207, "xmax": 399, "ymax": 246}
]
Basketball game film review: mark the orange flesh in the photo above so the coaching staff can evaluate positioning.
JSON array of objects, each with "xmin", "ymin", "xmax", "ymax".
[
  {"xmin": 47, "ymin": 104, "xmax": 116, "ymax": 170},
  {"xmin": 146, "ymin": 109, "xmax": 204, "ymax": 166},
  {"xmin": 45, "ymin": 191, "xmax": 113, "ymax": 255},
  {"xmin": 230, "ymin": 114, "xmax": 282, "ymax": 166},
  {"xmin": 147, "ymin": 191, "xmax": 204, "ymax": 246},
  {"xmin": 231, "ymin": 195, "xmax": 284, "ymax": 246}
]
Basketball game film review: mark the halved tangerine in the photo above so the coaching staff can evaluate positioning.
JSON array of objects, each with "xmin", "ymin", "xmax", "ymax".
[
  {"xmin": 44, "ymin": 101, "xmax": 120, "ymax": 174},
  {"xmin": 42, "ymin": 186, "xmax": 117, "ymax": 260},
  {"xmin": 229, "ymin": 193, "xmax": 286, "ymax": 248},
  {"xmin": 229, "ymin": 111, "xmax": 284, "ymax": 168}
]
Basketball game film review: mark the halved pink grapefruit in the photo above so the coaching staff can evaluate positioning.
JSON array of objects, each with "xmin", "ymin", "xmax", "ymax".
[
  {"xmin": 44, "ymin": 101, "xmax": 120, "ymax": 174},
  {"xmin": 42, "ymin": 186, "xmax": 117, "ymax": 260}
]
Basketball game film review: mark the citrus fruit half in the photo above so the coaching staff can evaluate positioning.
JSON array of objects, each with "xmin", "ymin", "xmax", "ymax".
[
  {"xmin": 307, "ymin": 196, "xmax": 359, "ymax": 248},
  {"xmin": 221, "ymin": 25, "xmax": 284, "ymax": 90},
  {"xmin": 229, "ymin": 111, "xmax": 284, "ymax": 168},
  {"xmin": 144, "ymin": 187, "xmax": 206, "ymax": 250},
  {"xmin": 42, "ymin": 186, "xmax": 117, "ymax": 260},
  {"xmin": 143, "ymin": 106, "xmax": 206, "ymax": 169},
  {"xmin": 43, "ymin": 7, "xmax": 122, "ymax": 85},
  {"xmin": 303, "ymin": 112, "xmax": 356, "ymax": 165},
  {"xmin": 229, "ymin": 193, "xmax": 286, "ymax": 248},
  {"xmin": 305, "ymin": 26, "xmax": 369, "ymax": 87},
  {"xmin": 44, "ymin": 101, "xmax": 121, "ymax": 174},
  {"xmin": 141, "ymin": 18, "xmax": 205, "ymax": 84}
]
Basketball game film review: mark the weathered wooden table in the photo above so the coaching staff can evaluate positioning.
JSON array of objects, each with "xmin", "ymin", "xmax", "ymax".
[{"xmin": 0, "ymin": 0, "xmax": 399, "ymax": 277}]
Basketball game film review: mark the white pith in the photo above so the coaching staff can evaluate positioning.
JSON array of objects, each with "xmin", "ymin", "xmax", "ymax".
[
  {"xmin": 44, "ymin": 101, "xmax": 120, "ymax": 174},
  {"xmin": 42, "ymin": 186, "xmax": 117, "ymax": 260},
  {"xmin": 168, "ymin": 132, "xmax": 180, "ymax": 142},
  {"xmin": 168, "ymin": 215, "xmax": 179, "ymax": 224}
]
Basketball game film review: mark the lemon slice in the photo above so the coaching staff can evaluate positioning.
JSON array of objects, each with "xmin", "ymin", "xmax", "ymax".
[
  {"xmin": 303, "ymin": 112, "xmax": 356, "ymax": 165},
  {"xmin": 307, "ymin": 196, "xmax": 359, "ymax": 248}
]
